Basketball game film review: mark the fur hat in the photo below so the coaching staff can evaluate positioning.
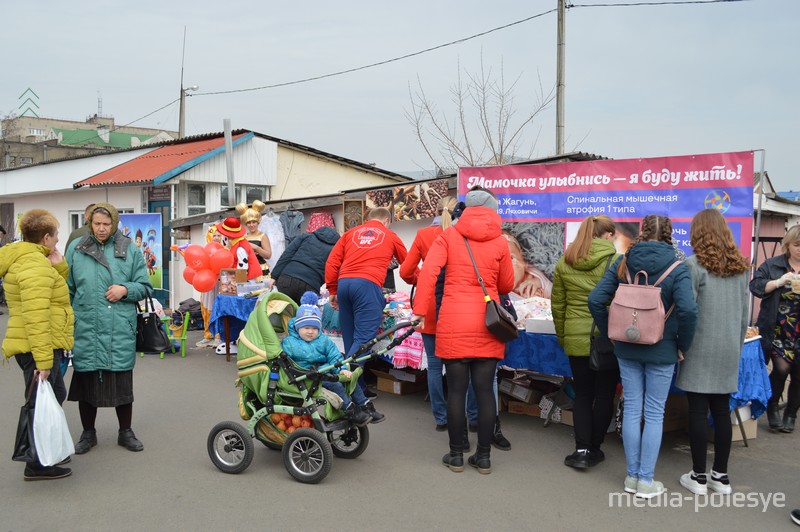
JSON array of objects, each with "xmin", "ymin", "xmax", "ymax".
[
  {"xmin": 217, "ymin": 217, "xmax": 246, "ymax": 239},
  {"xmin": 465, "ymin": 189, "xmax": 499, "ymax": 211},
  {"xmin": 295, "ymin": 291, "xmax": 322, "ymax": 331}
]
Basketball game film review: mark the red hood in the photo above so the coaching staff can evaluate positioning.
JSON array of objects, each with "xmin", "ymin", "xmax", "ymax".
[{"xmin": 455, "ymin": 206, "xmax": 502, "ymax": 242}]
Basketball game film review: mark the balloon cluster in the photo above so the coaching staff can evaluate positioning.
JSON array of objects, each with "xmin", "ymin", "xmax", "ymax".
[{"xmin": 172, "ymin": 242, "xmax": 234, "ymax": 292}]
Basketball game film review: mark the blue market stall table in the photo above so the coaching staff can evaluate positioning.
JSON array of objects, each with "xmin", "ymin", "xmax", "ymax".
[
  {"xmin": 503, "ymin": 331, "xmax": 772, "ymax": 441},
  {"xmin": 209, "ymin": 294, "xmax": 257, "ymax": 361}
]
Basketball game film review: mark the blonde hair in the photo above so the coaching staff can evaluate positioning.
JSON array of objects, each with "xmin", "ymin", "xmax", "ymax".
[
  {"xmin": 782, "ymin": 224, "xmax": 800, "ymax": 255},
  {"xmin": 563, "ymin": 215, "xmax": 615, "ymax": 266},
  {"xmin": 236, "ymin": 201, "xmax": 266, "ymax": 224},
  {"xmin": 438, "ymin": 196, "xmax": 458, "ymax": 231}
]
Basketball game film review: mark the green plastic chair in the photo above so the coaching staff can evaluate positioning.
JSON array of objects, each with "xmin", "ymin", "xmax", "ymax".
[{"xmin": 165, "ymin": 312, "xmax": 188, "ymax": 358}]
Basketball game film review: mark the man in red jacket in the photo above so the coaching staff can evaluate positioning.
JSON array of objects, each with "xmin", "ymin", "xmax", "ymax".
[{"xmin": 325, "ymin": 207, "xmax": 407, "ymax": 421}]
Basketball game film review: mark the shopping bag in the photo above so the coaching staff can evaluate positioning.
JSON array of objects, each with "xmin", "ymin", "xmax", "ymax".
[
  {"xmin": 33, "ymin": 379, "xmax": 75, "ymax": 466},
  {"xmin": 12, "ymin": 381, "xmax": 37, "ymax": 463}
]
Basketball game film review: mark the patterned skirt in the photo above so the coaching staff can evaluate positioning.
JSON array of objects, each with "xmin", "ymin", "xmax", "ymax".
[{"xmin": 67, "ymin": 369, "xmax": 134, "ymax": 407}]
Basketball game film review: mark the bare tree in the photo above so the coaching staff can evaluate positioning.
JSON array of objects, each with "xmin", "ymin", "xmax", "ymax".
[{"xmin": 406, "ymin": 58, "xmax": 555, "ymax": 174}]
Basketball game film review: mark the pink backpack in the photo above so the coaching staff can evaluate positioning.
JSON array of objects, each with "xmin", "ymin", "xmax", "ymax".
[{"xmin": 607, "ymin": 261, "xmax": 681, "ymax": 345}]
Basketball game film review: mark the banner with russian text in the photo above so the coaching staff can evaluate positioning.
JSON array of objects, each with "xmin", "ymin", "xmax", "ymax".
[{"xmin": 457, "ymin": 151, "xmax": 754, "ymax": 300}]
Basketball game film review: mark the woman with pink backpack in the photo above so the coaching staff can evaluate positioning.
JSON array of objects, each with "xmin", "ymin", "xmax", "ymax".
[{"xmin": 588, "ymin": 214, "xmax": 698, "ymax": 499}]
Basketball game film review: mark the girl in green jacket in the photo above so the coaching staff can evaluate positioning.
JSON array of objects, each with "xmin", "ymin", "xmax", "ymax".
[{"xmin": 551, "ymin": 214, "xmax": 619, "ymax": 471}]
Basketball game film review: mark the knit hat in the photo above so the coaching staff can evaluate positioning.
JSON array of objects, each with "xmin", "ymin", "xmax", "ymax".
[
  {"xmin": 295, "ymin": 291, "xmax": 322, "ymax": 331},
  {"xmin": 465, "ymin": 189, "xmax": 499, "ymax": 211}
]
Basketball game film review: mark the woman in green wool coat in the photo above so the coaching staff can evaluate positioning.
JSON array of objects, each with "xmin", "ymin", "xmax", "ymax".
[
  {"xmin": 551, "ymin": 215, "xmax": 620, "ymax": 471},
  {"xmin": 66, "ymin": 203, "xmax": 152, "ymax": 454}
]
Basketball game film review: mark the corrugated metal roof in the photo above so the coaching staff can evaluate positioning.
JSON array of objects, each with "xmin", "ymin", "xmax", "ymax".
[{"xmin": 73, "ymin": 132, "xmax": 252, "ymax": 188}]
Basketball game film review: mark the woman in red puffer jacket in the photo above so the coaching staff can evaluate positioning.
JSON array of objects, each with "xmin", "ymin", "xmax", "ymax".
[{"xmin": 412, "ymin": 187, "xmax": 514, "ymax": 475}]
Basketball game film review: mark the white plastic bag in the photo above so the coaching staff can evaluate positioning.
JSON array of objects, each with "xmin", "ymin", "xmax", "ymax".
[{"xmin": 33, "ymin": 379, "xmax": 75, "ymax": 466}]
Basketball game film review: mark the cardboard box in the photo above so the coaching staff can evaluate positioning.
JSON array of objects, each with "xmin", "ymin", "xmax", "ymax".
[
  {"xmin": 389, "ymin": 368, "xmax": 426, "ymax": 383},
  {"xmin": 708, "ymin": 406, "xmax": 758, "ymax": 442},
  {"xmin": 525, "ymin": 319, "xmax": 556, "ymax": 335},
  {"xmin": 371, "ymin": 369, "xmax": 426, "ymax": 395},
  {"xmin": 662, "ymin": 393, "xmax": 689, "ymax": 433},
  {"xmin": 499, "ymin": 378, "xmax": 543, "ymax": 404},
  {"xmin": 508, "ymin": 401, "xmax": 541, "ymax": 417}
]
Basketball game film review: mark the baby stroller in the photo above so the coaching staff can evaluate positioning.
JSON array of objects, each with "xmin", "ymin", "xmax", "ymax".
[{"xmin": 207, "ymin": 291, "xmax": 416, "ymax": 484}]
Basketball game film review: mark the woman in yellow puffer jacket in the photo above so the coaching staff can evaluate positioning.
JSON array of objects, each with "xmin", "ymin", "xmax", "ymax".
[{"xmin": 0, "ymin": 209, "xmax": 75, "ymax": 481}]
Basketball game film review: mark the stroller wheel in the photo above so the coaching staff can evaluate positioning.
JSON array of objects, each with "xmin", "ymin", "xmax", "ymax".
[
  {"xmin": 282, "ymin": 428, "xmax": 332, "ymax": 484},
  {"xmin": 207, "ymin": 421, "xmax": 253, "ymax": 474},
  {"xmin": 328, "ymin": 425, "xmax": 369, "ymax": 459}
]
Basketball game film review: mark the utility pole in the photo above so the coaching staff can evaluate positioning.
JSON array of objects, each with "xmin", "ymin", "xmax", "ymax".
[
  {"xmin": 556, "ymin": 0, "xmax": 566, "ymax": 155},
  {"xmin": 178, "ymin": 28, "xmax": 198, "ymax": 138}
]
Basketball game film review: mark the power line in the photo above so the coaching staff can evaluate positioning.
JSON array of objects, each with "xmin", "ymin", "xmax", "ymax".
[
  {"xmin": 571, "ymin": 0, "xmax": 747, "ymax": 7},
  {"xmin": 195, "ymin": 9, "xmax": 558, "ymax": 96}
]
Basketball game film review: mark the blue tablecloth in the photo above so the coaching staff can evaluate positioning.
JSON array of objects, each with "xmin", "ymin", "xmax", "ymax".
[
  {"xmin": 209, "ymin": 294, "xmax": 257, "ymax": 343},
  {"xmin": 502, "ymin": 332, "xmax": 572, "ymax": 377},
  {"xmin": 504, "ymin": 332, "xmax": 771, "ymax": 419},
  {"xmin": 730, "ymin": 339, "xmax": 771, "ymax": 418}
]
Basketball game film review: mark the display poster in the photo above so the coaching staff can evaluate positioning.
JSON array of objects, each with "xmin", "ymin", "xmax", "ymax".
[
  {"xmin": 458, "ymin": 151, "xmax": 754, "ymax": 300},
  {"xmin": 119, "ymin": 213, "xmax": 163, "ymax": 289}
]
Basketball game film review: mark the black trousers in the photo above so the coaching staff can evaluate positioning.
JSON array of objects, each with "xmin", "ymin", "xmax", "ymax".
[
  {"xmin": 275, "ymin": 275, "xmax": 317, "ymax": 305},
  {"xmin": 686, "ymin": 392, "xmax": 731, "ymax": 474},
  {"xmin": 15, "ymin": 351, "xmax": 67, "ymax": 468},
  {"xmin": 568, "ymin": 356, "xmax": 619, "ymax": 451}
]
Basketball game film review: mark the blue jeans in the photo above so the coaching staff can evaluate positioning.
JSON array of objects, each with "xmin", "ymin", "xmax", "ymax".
[
  {"xmin": 337, "ymin": 278, "xmax": 386, "ymax": 358},
  {"xmin": 422, "ymin": 334, "xmax": 447, "ymax": 425},
  {"xmin": 422, "ymin": 333, "xmax": 482, "ymax": 425},
  {"xmin": 617, "ymin": 358, "xmax": 675, "ymax": 483},
  {"xmin": 322, "ymin": 380, "xmax": 368, "ymax": 410}
]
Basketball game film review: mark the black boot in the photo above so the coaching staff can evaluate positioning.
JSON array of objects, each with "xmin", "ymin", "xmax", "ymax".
[
  {"xmin": 462, "ymin": 428, "xmax": 471, "ymax": 454},
  {"xmin": 468, "ymin": 445, "xmax": 492, "ymax": 474},
  {"xmin": 117, "ymin": 428, "xmax": 144, "ymax": 452},
  {"xmin": 442, "ymin": 446, "xmax": 464, "ymax": 473},
  {"xmin": 362, "ymin": 401, "xmax": 385, "ymax": 424},
  {"xmin": 767, "ymin": 402, "xmax": 783, "ymax": 430},
  {"xmin": 780, "ymin": 411, "xmax": 796, "ymax": 433},
  {"xmin": 74, "ymin": 429, "xmax": 97, "ymax": 455},
  {"xmin": 492, "ymin": 416, "xmax": 511, "ymax": 451},
  {"xmin": 345, "ymin": 403, "xmax": 371, "ymax": 426}
]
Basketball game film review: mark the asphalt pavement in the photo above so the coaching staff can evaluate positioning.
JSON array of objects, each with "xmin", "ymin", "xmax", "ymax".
[{"xmin": 1, "ymin": 308, "xmax": 799, "ymax": 531}]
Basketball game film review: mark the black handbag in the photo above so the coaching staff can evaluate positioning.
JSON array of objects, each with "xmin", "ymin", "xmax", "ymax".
[
  {"xmin": 463, "ymin": 237, "xmax": 519, "ymax": 343},
  {"xmin": 589, "ymin": 254, "xmax": 617, "ymax": 371},
  {"xmin": 136, "ymin": 289, "xmax": 172, "ymax": 354},
  {"xmin": 589, "ymin": 325, "xmax": 617, "ymax": 372},
  {"xmin": 12, "ymin": 380, "xmax": 38, "ymax": 463}
]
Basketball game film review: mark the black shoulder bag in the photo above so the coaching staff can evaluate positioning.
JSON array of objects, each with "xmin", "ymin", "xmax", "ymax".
[
  {"xmin": 463, "ymin": 237, "xmax": 519, "ymax": 343},
  {"xmin": 136, "ymin": 288, "xmax": 173, "ymax": 354},
  {"xmin": 589, "ymin": 254, "xmax": 617, "ymax": 371}
]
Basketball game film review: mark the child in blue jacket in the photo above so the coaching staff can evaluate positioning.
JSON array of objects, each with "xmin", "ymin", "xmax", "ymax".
[{"xmin": 281, "ymin": 292, "xmax": 383, "ymax": 426}]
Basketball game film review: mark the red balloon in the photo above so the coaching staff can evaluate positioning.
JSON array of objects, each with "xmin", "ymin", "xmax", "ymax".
[
  {"xmin": 183, "ymin": 244, "xmax": 210, "ymax": 271},
  {"xmin": 192, "ymin": 269, "xmax": 217, "ymax": 292},
  {"xmin": 209, "ymin": 248, "xmax": 234, "ymax": 274},
  {"xmin": 182, "ymin": 266, "xmax": 196, "ymax": 284},
  {"xmin": 205, "ymin": 241, "xmax": 224, "ymax": 255}
]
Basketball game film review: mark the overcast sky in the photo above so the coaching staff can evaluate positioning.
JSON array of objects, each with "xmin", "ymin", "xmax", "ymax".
[{"xmin": 2, "ymin": 0, "xmax": 796, "ymax": 190}]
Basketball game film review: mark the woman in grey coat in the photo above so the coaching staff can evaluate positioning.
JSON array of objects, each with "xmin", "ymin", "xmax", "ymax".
[{"xmin": 676, "ymin": 209, "xmax": 750, "ymax": 496}]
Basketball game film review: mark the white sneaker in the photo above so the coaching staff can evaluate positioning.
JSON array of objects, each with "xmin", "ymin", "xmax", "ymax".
[
  {"xmin": 195, "ymin": 339, "xmax": 212, "ymax": 348},
  {"xmin": 708, "ymin": 470, "xmax": 732, "ymax": 495},
  {"xmin": 635, "ymin": 479, "xmax": 666, "ymax": 499},
  {"xmin": 680, "ymin": 471, "xmax": 708, "ymax": 495},
  {"xmin": 624, "ymin": 476, "xmax": 638, "ymax": 494}
]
